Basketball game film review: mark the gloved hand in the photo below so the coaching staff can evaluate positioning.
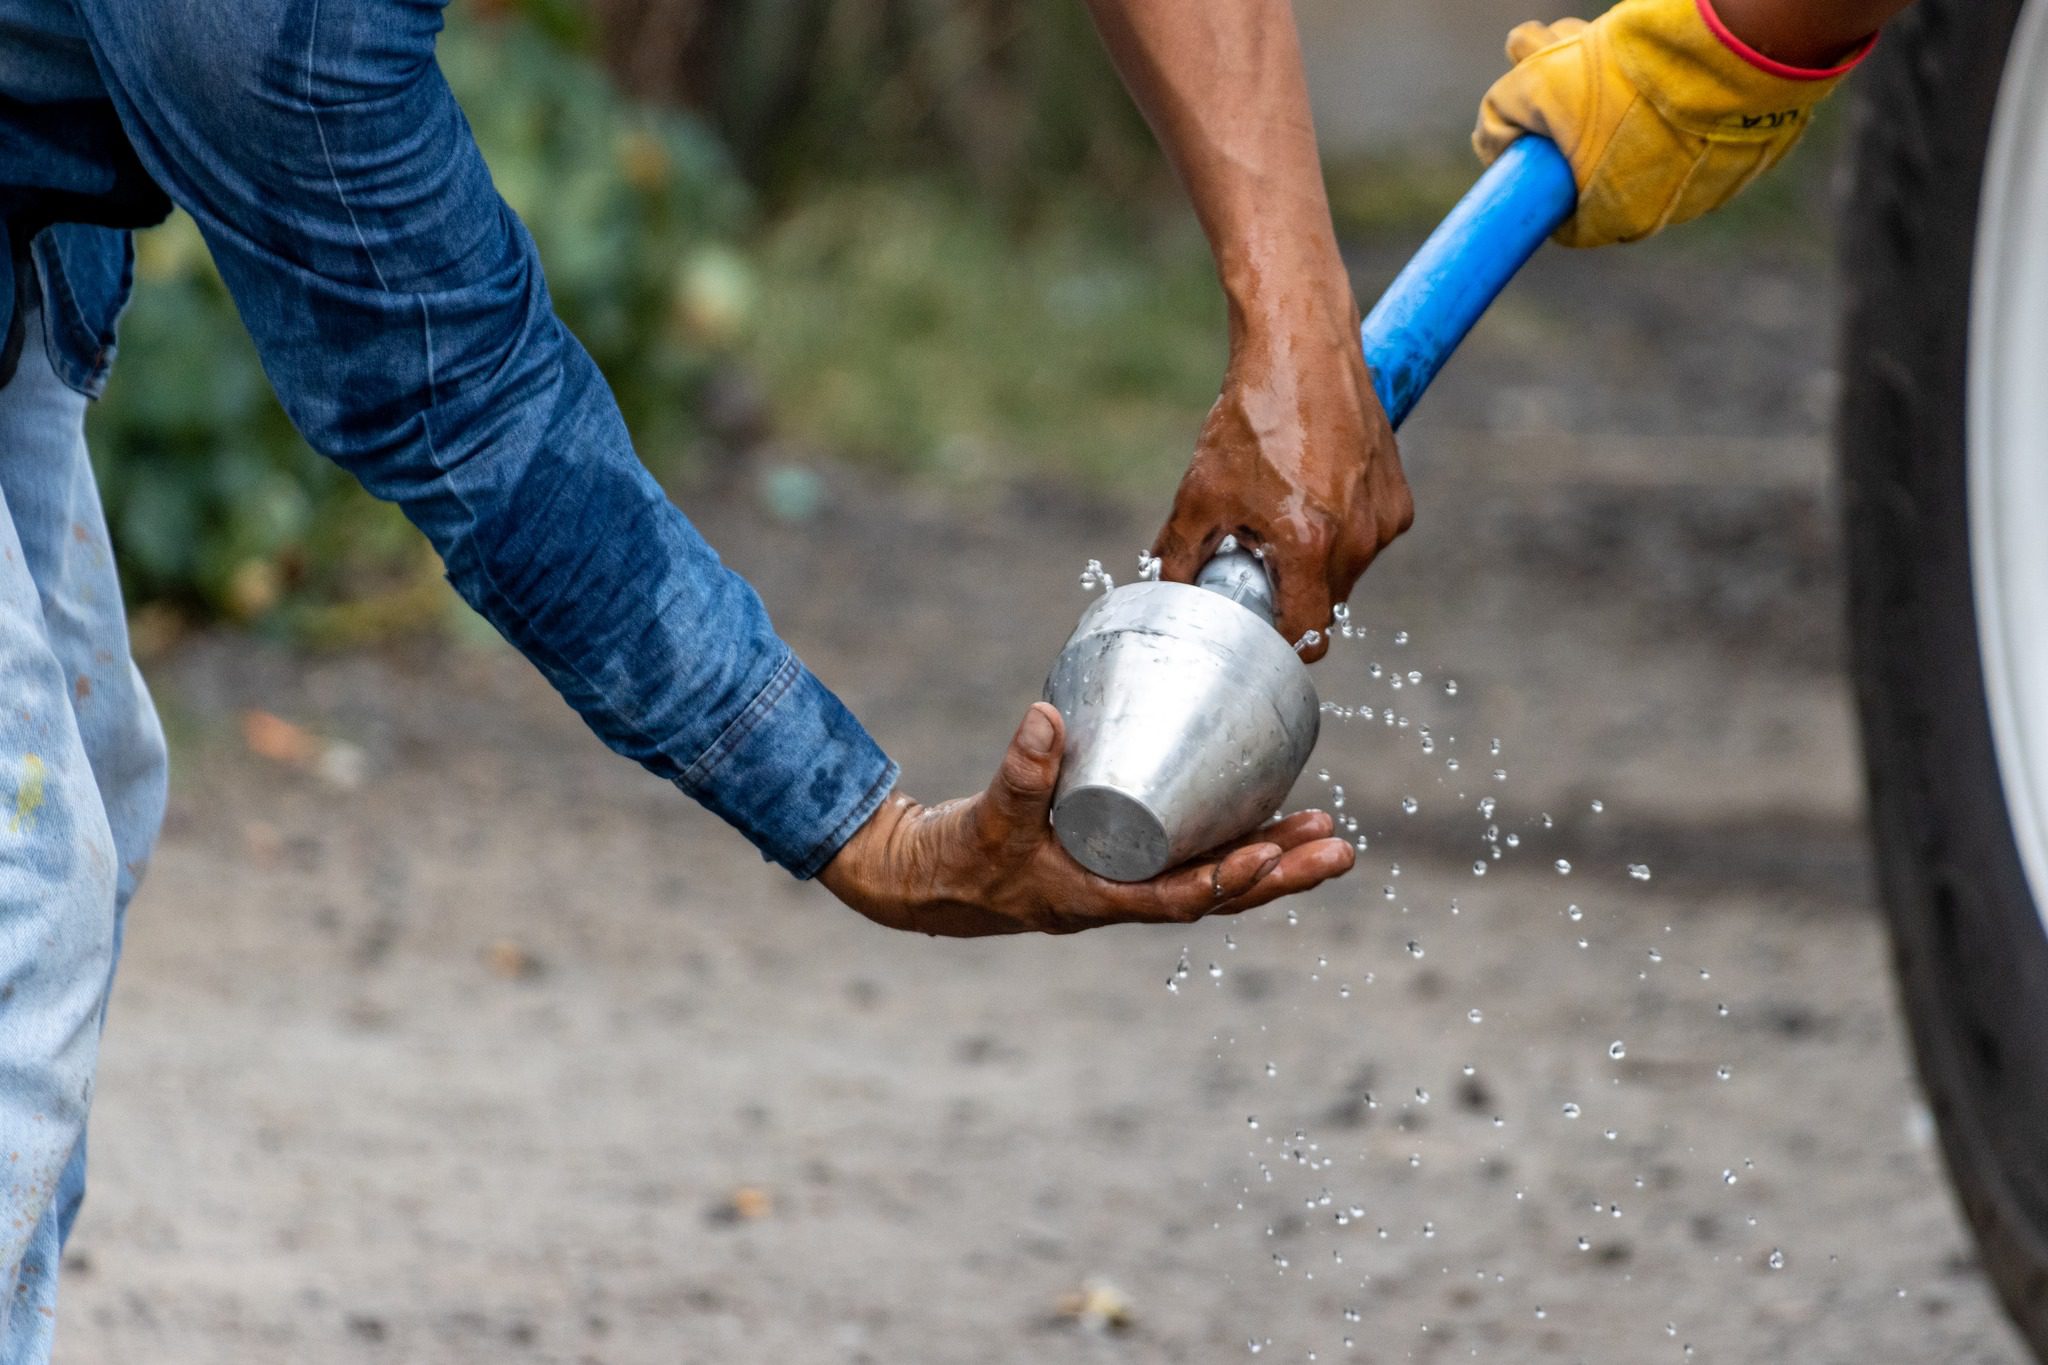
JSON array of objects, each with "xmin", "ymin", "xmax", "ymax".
[{"xmin": 1474, "ymin": 0, "xmax": 1872, "ymax": 248}]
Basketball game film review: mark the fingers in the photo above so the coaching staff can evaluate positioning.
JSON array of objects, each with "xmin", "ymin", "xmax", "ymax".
[
  {"xmin": 1270, "ymin": 551, "xmax": 1336, "ymax": 664},
  {"xmin": 1218, "ymin": 808, "xmax": 1335, "ymax": 855},
  {"xmin": 1212, "ymin": 838, "xmax": 1356, "ymax": 916},
  {"xmin": 1150, "ymin": 499, "xmax": 1222, "ymax": 588},
  {"xmin": 976, "ymin": 703, "xmax": 1063, "ymax": 854},
  {"xmin": 1100, "ymin": 820, "xmax": 1358, "ymax": 926}
]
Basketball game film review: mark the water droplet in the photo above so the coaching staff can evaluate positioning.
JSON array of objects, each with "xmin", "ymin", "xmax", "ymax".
[
  {"xmin": 1566, "ymin": 904, "xmax": 1584, "ymax": 922},
  {"xmin": 1443, "ymin": 679, "xmax": 1459, "ymax": 696},
  {"xmin": 1556, "ymin": 859, "xmax": 1573, "ymax": 875},
  {"xmin": 1608, "ymin": 1040, "xmax": 1626, "ymax": 1060},
  {"xmin": 1393, "ymin": 630, "xmax": 1409, "ymax": 645},
  {"xmin": 1406, "ymin": 941, "xmax": 1424, "ymax": 958},
  {"xmin": 1716, "ymin": 1065, "xmax": 1732, "ymax": 1081},
  {"xmin": 1208, "ymin": 962, "xmax": 1223, "ymax": 979},
  {"xmin": 1471, "ymin": 860, "xmax": 1488, "ymax": 877},
  {"xmin": 1721, "ymin": 1169, "xmax": 1737, "ymax": 1185},
  {"xmin": 1332, "ymin": 603, "xmax": 1350, "ymax": 622},
  {"xmin": 1628, "ymin": 863, "xmax": 1652, "ymax": 881},
  {"xmin": 1415, "ymin": 1088, "xmax": 1430, "ymax": 1104},
  {"xmin": 1401, "ymin": 795, "xmax": 1419, "ymax": 815},
  {"xmin": 1561, "ymin": 1102, "xmax": 1582, "ymax": 1118},
  {"xmin": 1768, "ymin": 1248, "xmax": 1786, "ymax": 1271},
  {"xmin": 1589, "ymin": 798, "xmax": 1605, "ymax": 813},
  {"xmin": 1317, "ymin": 768, "xmax": 1331, "ymax": 782},
  {"xmin": 1468, "ymin": 1008, "xmax": 1484, "ymax": 1024},
  {"xmin": 1264, "ymin": 1062, "xmax": 1277, "ymax": 1078}
]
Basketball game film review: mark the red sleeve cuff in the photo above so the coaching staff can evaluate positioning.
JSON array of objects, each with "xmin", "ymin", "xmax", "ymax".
[{"xmin": 1695, "ymin": 0, "xmax": 1877, "ymax": 81}]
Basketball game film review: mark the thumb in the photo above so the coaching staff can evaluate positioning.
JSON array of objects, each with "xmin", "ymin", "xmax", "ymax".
[
  {"xmin": 1151, "ymin": 510, "xmax": 1219, "ymax": 589},
  {"xmin": 1505, "ymin": 17, "xmax": 1585, "ymax": 65},
  {"xmin": 978, "ymin": 703, "xmax": 1063, "ymax": 850}
]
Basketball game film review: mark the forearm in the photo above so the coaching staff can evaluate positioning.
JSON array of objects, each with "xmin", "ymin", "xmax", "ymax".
[
  {"xmin": 1083, "ymin": 0, "xmax": 1353, "ymax": 345},
  {"xmin": 1710, "ymin": 0, "xmax": 1914, "ymax": 67}
]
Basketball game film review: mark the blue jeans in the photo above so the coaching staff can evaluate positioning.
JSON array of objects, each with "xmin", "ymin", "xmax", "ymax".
[{"xmin": 0, "ymin": 310, "xmax": 167, "ymax": 1364}]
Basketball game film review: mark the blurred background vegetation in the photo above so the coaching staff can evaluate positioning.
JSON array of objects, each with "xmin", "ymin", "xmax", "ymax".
[{"xmin": 89, "ymin": 0, "xmax": 1837, "ymax": 639}]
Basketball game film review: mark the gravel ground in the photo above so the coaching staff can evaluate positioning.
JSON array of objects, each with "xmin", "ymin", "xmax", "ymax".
[{"xmin": 52, "ymin": 238, "xmax": 2031, "ymax": 1364}]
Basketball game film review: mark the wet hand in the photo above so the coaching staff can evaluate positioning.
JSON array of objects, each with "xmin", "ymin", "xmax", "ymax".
[
  {"xmin": 818, "ymin": 703, "xmax": 1354, "ymax": 937},
  {"xmin": 1150, "ymin": 304, "xmax": 1411, "ymax": 663}
]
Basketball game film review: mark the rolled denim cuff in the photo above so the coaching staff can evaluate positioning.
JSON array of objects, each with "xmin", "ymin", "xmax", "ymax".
[{"xmin": 679, "ymin": 649, "xmax": 899, "ymax": 879}]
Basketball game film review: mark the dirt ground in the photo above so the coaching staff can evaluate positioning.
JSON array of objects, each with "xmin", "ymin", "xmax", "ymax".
[{"xmin": 54, "ymin": 239, "xmax": 2033, "ymax": 1364}]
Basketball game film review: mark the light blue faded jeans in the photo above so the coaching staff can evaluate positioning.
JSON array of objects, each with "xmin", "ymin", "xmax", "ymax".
[{"xmin": 0, "ymin": 309, "xmax": 167, "ymax": 1364}]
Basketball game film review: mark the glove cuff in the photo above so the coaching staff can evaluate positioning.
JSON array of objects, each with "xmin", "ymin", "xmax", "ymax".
[
  {"xmin": 1609, "ymin": 0, "xmax": 1867, "ymax": 137},
  {"xmin": 1694, "ymin": 0, "xmax": 1876, "ymax": 81}
]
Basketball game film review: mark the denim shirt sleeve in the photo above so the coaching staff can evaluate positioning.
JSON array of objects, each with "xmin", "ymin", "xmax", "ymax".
[{"xmin": 68, "ymin": 0, "xmax": 896, "ymax": 876}]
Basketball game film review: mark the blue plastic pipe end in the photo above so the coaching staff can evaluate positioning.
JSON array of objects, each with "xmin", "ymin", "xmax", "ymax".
[{"xmin": 1359, "ymin": 137, "xmax": 1577, "ymax": 430}]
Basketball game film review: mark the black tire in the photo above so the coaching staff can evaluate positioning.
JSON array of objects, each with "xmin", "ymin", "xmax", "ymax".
[{"xmin": 1839, "ymin": 0, "xmax": 2048, "ymax": 1355}]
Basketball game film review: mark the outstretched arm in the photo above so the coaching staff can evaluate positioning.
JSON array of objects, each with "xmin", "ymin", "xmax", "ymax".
[{"xmin": 1084, "ymin": 0, "xmax": 1412, "ymax": 662}]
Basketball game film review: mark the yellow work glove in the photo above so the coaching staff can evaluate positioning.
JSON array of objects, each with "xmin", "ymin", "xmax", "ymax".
[{"xmin": 1474, "ymin": 0, "xmax": 1871, "ymax": 247}]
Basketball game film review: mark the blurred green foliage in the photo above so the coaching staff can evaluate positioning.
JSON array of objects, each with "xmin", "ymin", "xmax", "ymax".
[
  {"xmin": 88, "ymin": 8, "xmax": 751, "ymax": 632},
  {"xmin": 578, "ymin": 0, "xmax": 1160, "ymax": 203},
  {"xmin": 740, "ymin": 182, "xmax": 1223, "ymax": 491}
]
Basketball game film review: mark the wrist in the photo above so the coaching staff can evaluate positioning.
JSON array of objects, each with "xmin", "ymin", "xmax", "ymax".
[
  {"xmin": 1699, "ymin": 0, "xmax": 1880, "ymax": 75},
  {"xmin": 1221, "ymin": 255, "xmax": 1361, "ymax": 362},
  {"xmin": 817, "ymin": 790, "xmax": 913, "ymax": 904}
]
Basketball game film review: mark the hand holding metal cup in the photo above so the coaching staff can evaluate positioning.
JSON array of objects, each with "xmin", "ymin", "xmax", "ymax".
[{"xmin": 1043, "ymin": 138, "xmax": 1577, "ymax": 881}]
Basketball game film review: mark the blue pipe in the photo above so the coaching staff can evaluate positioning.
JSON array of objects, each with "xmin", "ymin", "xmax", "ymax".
[{"xmin": 1360, "ymin": 137, "xmax": 1577, "ymax": 429}]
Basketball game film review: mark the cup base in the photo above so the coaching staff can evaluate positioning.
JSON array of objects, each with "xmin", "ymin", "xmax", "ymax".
[{"xmin": 1052, "ymin": 784, "xmax": 1172, "ymax": 883}]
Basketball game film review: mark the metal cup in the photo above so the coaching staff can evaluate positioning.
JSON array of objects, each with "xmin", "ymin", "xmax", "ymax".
[{"xmin": 1043, "ymin": 548, "xmax": 1320, "ymax": 882}]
